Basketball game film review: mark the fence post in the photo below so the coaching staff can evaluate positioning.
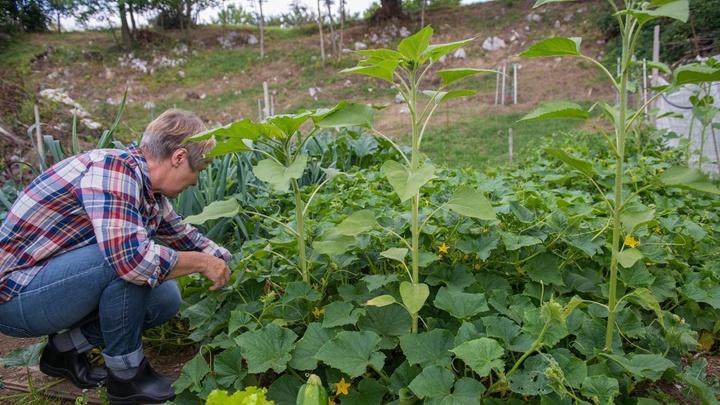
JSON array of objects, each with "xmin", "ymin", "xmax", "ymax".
[
  {"xmin": 508, "ymin": 127, "xmax": 513, "ymax": 164},
  {"xmin": 500, "ymin": 64, "xmax": 507, "ymax": 106},
  {"xmin": 495, "ymin": 67, "xmax": 501, "ymax": 105},
  {"xmin": 263, "ymin": 81, "xmax": 270, "ymax": 119},
  {"xmin": 512, "ymin": 63, "xmax": 518, "ymax": 105}
]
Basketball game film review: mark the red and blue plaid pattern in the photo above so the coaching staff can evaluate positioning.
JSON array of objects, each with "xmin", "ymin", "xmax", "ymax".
[{"xmin": 0, "ymin": 143, "xmax": 230, "ymax": 302}]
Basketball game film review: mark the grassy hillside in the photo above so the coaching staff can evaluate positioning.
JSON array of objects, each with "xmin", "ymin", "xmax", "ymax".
[{"xmin": 0, "ymin": 0, "xmax": 615, "ymax": 171}]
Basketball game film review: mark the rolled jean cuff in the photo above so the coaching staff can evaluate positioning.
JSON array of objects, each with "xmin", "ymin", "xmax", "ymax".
[
  {"xmin": 103, "ymin": 346, "xmax": 144, "ymax": 371},
  {"xmin": 69, "ymin": 327, "xmax": 94, "ymax": 353}
]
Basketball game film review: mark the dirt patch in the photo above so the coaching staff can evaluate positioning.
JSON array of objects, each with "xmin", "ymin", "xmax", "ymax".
[{"xmin": 0, "ymin": 333, "xmax": 195, "ymax": 404}]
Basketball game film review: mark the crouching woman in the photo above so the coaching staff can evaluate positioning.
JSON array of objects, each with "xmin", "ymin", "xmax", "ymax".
[{"xmin": 0, "ymin": 109, "xmax": 230, "ymax": 404}]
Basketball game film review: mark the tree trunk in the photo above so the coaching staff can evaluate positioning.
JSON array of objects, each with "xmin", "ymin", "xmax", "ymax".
[
  {"xmin": 57, "ymin": 10, "xmax": 61, "ymax": 33},
  {"xmin": 339, "ymin": 0, "xmax": 345, "ymax": 53},
  {"xmin": 118, "ymin": 0, "xmax": 133, "ymax": 49},
  {"xmin": 258, "ymin": 0, "xmax": 265, "ymax": 58},
  {"xmin": 317, "ymin": 0, "xmax": 326, "ymax": 62},
  {"xmin": 325, "ymin": 1, "xmax": 337, "ymax": 57},
  {"xmin": 372, "ymin": 0, "xmax": 404, "ymax": 23},
  {"xmin": 421, "ymin": 0, "xmax": 426, "ymax": 27},
  {"xmin": 128, "ymin": 1, "xmax": 137, "ymax": 36}
]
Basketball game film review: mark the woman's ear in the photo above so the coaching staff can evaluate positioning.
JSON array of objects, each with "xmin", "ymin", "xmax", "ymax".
[{"xmin": 172, "ymin": 148, "xmax": 188, "ymax": 167}]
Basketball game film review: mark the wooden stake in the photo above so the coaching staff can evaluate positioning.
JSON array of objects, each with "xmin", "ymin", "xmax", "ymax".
[
  {"xmin": 500, "ymin": 64, "xmax": 507, "ymax": 106},
  {"xmin": 652, "ymin": 25, "xmax": 660, "ymax": 85},
  {"xmin": 508, "ymin": 128, "xmax": 513, "ymax": 164},
  {"xmin": 494, "ymin": 67, "xmax": 500, "ymax": 105},
  {"xmin": 512, "ymin": 63, "xmax": 518, "ymax": 105},
  {"xmin": 263, "ymin": 81, "xmax": 270, "ymax": 119},
  {"xmin": 34, "ymin": 104, "xmax": 45, "ymax": 170}
]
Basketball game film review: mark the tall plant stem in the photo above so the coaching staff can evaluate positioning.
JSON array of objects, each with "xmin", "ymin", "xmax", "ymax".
[
  {"xmin": 409, "ymin": 69, "xmax": 420, "ymax": 334},
  {"xmin": 605, "ymin": 20, "xmax": 631, "ymax": 352},
  {"xmin": 292, "ymin": 179, "xmax": 308, "ymax": 283}
]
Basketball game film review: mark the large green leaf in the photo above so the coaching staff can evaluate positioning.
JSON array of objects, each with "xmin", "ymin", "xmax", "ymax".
[
  {"xmin": 451, "ymin": 337, "xmax": 505, "ymax": 377},
  {"xmin": 545, "ymin": 147, "xmax": 596, "ymax": 177},
  {"xmin": 1, "ymin": 342, "xmax": 44, "ymax": 368},
  {"xmin": 382, "ymin": 160, "xmax": 436, "ymax": 202},
  {"xmin": 213, "ymin": 348, "xmax": 246, "ymax": 388},
  {"xmin": 206, "ymin": 139, "xmax": 251, "ymax": 158},
  {"xmin": 341, "ymin": 61, "xmax": 399, "ymax": 83},
  {"xmin": 267, "ymin": 112, "xmax": 312, "ymax": 137},
  {"xmin": 399, "ymin": 329, "xmax": 455, "ymax": 368},
  {"xmin": 342, "ymin": 378, "xmax": 387, "ymax": 405},
  {"xmin": 423, "ymin": 89, "xmax": 477, "ymax": 103},
  {"xmin": 408, "ymin": 365, "xmax": 455, "ymax": 399},
  {"xmin": 186, "ymin": 118, "xmax": 269, "ymax": 143},
  {"xmin": 626, "ymin": 0, "xmax": 689, "ymax": 24},
  {"xmin": 600, "ymin": 353, "xmax": 675, "ymax": 381},
  {"xmin": 581, "ymin": 376, "xmax": 619, "ymax": 404},
  {"xmin": 235, "ymin": 324, "xmax": 297, "ymax": 374},
  {"xmin": 660, "ymin": 167, "xmax": 720, "ymax": 194},
  {"xmin": 433, "ymin": 287, "xmax": 489, "ymax": 319},
  {"xmin": 518, "ymin": 102, "xmax": 588, "ymax": 122},
  {"xmin": 422, "ymin": 38, "xmax": 474, "ymax": 62},
  {"xmin": 183, "ymin": 198, "xmax": 239, "ymax": 225},
  {"xmin": 627, "ymin": 288, "xmax": 664, "ymax": 328},
  {"xmin": 312, "ymin": 229, "xmax": 357, "ymax": 256},
  {"xmin": 620, "ymin": 205, "xmax": 655, "ymax": 233},
  {"xmin": 322, "ymin": 301, "xmax": 365, "ymax": 328},
  {"xmin": 365, "ymin": 295, "xmax": 397, "ymax": 307},
  {"xmin": 252, "ymin": 155, "xmax": 308, "ymax": 192},
  {"xmin": 206, "ymin": 387, "xmax": 273, "ymax": 405},
  {"xmin": 500, "ymin": 231, "xmax": 542, "ymax": 251},
  {"xmin": 380, "ymin": 247, "xmax": 408, "ymax": 263},
  {"xmin": 357, "ymin": 304, "xmax": 412, "ymax": 337},
  {"xmin": 313, "ymin": 102, "xmax": 375, "ymax": 129},
  {"xmin": 673, "ymin": 64, "xmax": 720, "ymax": 85},
  {"xmin": 398, "ymin": 25, "xmax": 433, "ymax": 61},
  {"xmin": 335, "ymin": 210, "xmax": 378, "ymax": 235},
  {"xmin": 520, "ymin": 37, "xmax": 582, "ymax": 58},
  {"xmin": 618, "ymin": 248, "xmax": 643, "ymax": 268},
  {"xmin": 400, "ymin": 281, "xmax": 430, "ymax": 314},
  {"xmin": 508, "ymin": 355, "xmax": 552, "ymax": 396},
  {"xmin": 315, "ymin": 331, "xmax": 386, "ymax": 378},
  {"xmin": 355, "ymin": 48, "xmax": 403, "ymax": 61},
  {"xmin": 446, "ymin": 187, "xmax": 496, "ymax": 220},
  {"xmin": 174, "ymin": 351, "xmax": 210, "ymax": 393},
  {"xmin": 289, "ymin": 322, "xmax": 331, "ymax": 370},
  {"xmin": 436, "ymin": 68, "xmax": 495, "ymax": 86}
]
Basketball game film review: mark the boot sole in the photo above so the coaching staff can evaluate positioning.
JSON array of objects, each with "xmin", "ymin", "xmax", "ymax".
[
  {"xmin": 108, "ymin": 393, "xmax": 176, "ymax": 405},
  {"xmin": 39, "ymin": 361, "xmax": 102, "ymax": 389}
]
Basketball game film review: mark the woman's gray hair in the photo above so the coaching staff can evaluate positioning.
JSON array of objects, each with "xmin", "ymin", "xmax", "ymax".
[{"xmin": 140, "ymin": 108, "xmax": 215, "ymax": 171}]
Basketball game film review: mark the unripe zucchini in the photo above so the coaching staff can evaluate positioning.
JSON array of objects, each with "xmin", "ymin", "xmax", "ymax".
[{"xmin": 296, "ymin": 374, "xmax": 328, "ymax": 405}]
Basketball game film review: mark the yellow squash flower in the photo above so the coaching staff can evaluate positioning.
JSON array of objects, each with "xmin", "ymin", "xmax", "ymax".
[
  {"xmin": 624, "ymin": 235, "xmax": 640, "ymax": 248},
  {"xmin": 335, "ymin": 378, "xmax": 351, "ymax": 396},
  {"xmin": 438, "ymin": 242, "xmax": 449, "ymax": 254},
  {"xmin": 312, "ymin": 307, "xmax": 325, "ymax": 318}
]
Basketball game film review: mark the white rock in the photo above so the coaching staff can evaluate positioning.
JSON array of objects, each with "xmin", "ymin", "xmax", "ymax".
[
  {"xmin": 178, "ymin": 70, "xmax": 185, "ymax": 78},
  {"xmin": 106, "ymin": 97, "xmax": 118, "ymax": 105},
  {"xmin": 554, "ymin": 20, "xmax": 561, "ymax": 28},
  {"xmin": 564, "ymin": 13, "xmax": 573, "ymax": 22},
  {"xmin": 341, "ymin": 48, "xmax": 353, "ymax": 53},
  {"xmin": 577, "ymin": 7, "xmax": 586, "ymax": 13},
  {"xmin": 104, "ymin": 68, "xmax": 114, "ymax": 80},
  {"xmin": 482, "ymin": 37, "xmax": 505, "ymax": 52},
  {"xmin": 438, "ymin": 55, "xmax": 447, "ymax": 64},
  {"xmin": 554, "ymin": 57, "xmax": 562, "ymax": 63},
  {"xmin": 247, "ymin": 34, "xmax": 258, "ymax": 45},
  {"xmin": 395, "ymin": 93, "xmax": 405, "ymax": 104},
  {"xmin": 173, "ymin": 44, "xmax": 188, "ymax": 55},
  {"xmin": 144, "ymin": 101, "xmax": 156, "ymax": 110},
  {"xmin": 218, "ymin": 31, "xmax": 240, "ymax": 48},
  {"xmin": 526, "ymin": 13, "xmax": 542, "ymax": 22},
  {"xmin": 399, "ymin": 26, "xmax": 411, "ymax": 38},
  {"xmin": 200, "ymin": 93, "xmax": 207, "ymax": 100},
  {"xmin": 524, "ymin": 25, "xmax": 530, "ymax": 31},
  {"xmin": 47, "ymin": 71, "xmax": 60, "ymax": 80},
  {"xmin": 309, "ymin": 87, "xmax": 321, "ymax": 100},
  {"xmin": 453, "ymin": 47, "xmax": 467, "ymax": 59},
  {"xmin": 367, "ymin": 87, "xmax": 373, "ymax": 93},
  {"xmin": 370, "ymin": 33, "xmax": 380, "ymax": 44},
  {"xmin": 354, "ymin": 41, "xmax": 367, "ymax": 50},
  {"xmin": 343, "ymin": 79, "xmax": 352, "ymax": 87},
  {"xmin": 399, "ymin": 105, "xmax": 410, "ymax": 114}
]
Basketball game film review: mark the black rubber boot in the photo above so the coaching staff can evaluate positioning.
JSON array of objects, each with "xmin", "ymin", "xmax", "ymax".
[
  {"xmin": 106, "ymin": 358, "xmax": 175, "ymax": 405},
  {"xmin": 39, "ymin": 337, "xmax": 107, "ymax": 389}
]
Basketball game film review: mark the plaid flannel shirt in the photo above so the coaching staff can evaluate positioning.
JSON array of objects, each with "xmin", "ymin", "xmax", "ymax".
[{"xmin": 0, "ymin": 143, "xmax": 231, "ymax": 302}]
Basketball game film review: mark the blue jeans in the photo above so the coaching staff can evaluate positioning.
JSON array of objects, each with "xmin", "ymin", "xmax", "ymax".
[{"xmin": 0, "ymin": 244, "xmax": 182, "ymax": 371}]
